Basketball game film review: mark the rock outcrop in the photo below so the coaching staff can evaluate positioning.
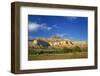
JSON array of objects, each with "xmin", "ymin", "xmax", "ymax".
[{"xmin": 28, "ymin": 38, "xmax": 87, "ymax": 49}]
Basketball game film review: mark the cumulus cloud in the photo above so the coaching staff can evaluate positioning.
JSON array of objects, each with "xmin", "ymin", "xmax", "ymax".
[
  {"xmin": 41, "ymin": 23, "xmax": 52, "ymax": 31},
  {"xmin": 28, "ymin": 22, "xmax": 40, "ymax": 31},
  {"xmin": 28, "ymin": 22, "xmax": 52, "ymax": 31}
]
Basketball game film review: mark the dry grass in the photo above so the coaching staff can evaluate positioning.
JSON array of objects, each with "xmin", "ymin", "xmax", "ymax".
[{"xmin": 28, "ymin": 52, "xmax": 88, "ymax": 60}]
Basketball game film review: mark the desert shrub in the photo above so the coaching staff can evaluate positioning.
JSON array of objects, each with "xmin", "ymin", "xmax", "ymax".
[
  {"xmin": 28, "ymin": 46, "xmax": 84, "ymax": 55},
  {"xmin": 73, "ymin": 46, "xmax": 82, "ymax": 52},
  {"xmin": 62, "ymin": 48, "xmax": 72, "ymax": 53}
]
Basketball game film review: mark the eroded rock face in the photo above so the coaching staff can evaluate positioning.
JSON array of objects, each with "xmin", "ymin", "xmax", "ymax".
[
  {"xmin": 33, "ymin": 39, "xmax": 50, "ymax": 48},
  {"xmin": 29, "ymin": 38, "xmax": 87, "ymax": 49},
  {"xmin": 48, "ymin": 40, "xmax": 75, "ymax": 48}
]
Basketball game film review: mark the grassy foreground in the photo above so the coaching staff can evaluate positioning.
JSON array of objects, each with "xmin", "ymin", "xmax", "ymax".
[
  {"xmin": 28, "ymin": 52, "xmax": 87, "ymax": 60},
  {"xmin": 28, "ymin": 48, "xmax": 88, "ymax": 60}
]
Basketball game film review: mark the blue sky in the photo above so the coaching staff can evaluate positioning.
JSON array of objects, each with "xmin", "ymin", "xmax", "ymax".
[{"xmin": 28, "ymin": 15, "xmax": 88, "ymax": 41}]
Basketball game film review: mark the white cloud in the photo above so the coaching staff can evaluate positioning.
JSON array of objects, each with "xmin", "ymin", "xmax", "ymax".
[
  {"xmin": 55, "ymin": 33, "xmax": 67, "ymax": 38},
  {"xmin": 40, "ymin": 23, "xmax": 52, "ymax": 31},
  {"xmin": 28, "ymin": 22, "xmax": 40, "ymax": 31},
  {"xmin": 54, "ymin": 33, "xmax": 72, "ymax": 39},
  {"xmin": 47, "ymin": 27, "xmax": 52, "ymax": 30},
  {"xmin": 28, "ymin": 22, "xmax": 52, "ymax": 31}
]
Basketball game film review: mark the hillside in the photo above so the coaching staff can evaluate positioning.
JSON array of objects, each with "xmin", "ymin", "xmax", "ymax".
[
  {"xmin": 28, "ymin": 37, "xmax": 88, "ymax": 60},
  {"xmin": 28, "ymin": 37, "xmax": 88, "ymax": 49}
]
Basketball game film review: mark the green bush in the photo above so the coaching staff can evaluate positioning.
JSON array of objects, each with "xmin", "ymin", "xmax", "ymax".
[{"xmin": 29, "ymin": 47, "xmax": 84, "ymax": 55}]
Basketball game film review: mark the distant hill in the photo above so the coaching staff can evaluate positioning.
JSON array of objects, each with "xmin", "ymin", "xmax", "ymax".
[{"xmin": 28, "ymin": 37, "xmax": 87, "ymax": 49}]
